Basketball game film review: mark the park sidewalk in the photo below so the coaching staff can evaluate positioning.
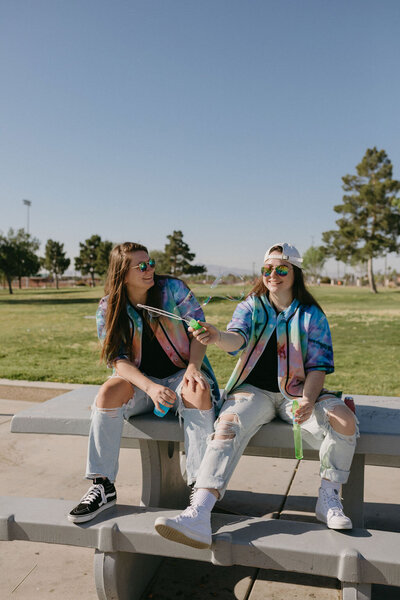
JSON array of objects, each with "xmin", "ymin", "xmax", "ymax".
[{"xmin": 1, "ymin": 380, "xmax": 399, "ymax": 600}]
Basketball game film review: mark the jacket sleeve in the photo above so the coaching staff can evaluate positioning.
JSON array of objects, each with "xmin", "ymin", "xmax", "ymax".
[
  {"xmin": 304, "ymin": 307, "xmax": 334, "ymax": 374},
  {"xmin": 226, "ymin": 298, "xmax": 253, "ymax": 355},
  {"xmin": 171, "ymin": 279, "xmax": 205, "ymax": 323},
  {"xmin": 96, "ymin": 296, "xmax": 129, "ymax": 363},
  {"xmin": 96, "ymin": 297, "xmax": 107, "ymax": 343}
]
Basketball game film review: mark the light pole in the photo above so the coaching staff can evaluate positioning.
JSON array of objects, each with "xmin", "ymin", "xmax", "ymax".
[{"xmin": 22, "ymin": 199, "xmax": 32, "ymax": 234}]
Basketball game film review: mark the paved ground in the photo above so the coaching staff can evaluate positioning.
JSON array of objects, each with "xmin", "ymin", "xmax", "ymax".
[{"xmin": 1, "ymin": 380, "xmax": 399, "ymax": 599}]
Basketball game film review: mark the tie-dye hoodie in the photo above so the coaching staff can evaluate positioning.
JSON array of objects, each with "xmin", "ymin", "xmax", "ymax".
[
  {"xmin": 224, "ymin": 294, "xmax": 334, "ymax": 400},
  {"xmin": 96, "ymin": 276, "xmax": 220, "ymax": 405}
]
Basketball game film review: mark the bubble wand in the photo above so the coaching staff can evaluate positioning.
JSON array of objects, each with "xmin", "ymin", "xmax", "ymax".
[
  {"xmin": 136, "ymin": 304, "xmax": 203, "ymax": 331},
  {"xmin": 138, "ymin": 273, "xmax": 246, "ymax": 331},
  {"xmin": 292, "ymin": 400, "xmax": 303, "ymax": 460}
]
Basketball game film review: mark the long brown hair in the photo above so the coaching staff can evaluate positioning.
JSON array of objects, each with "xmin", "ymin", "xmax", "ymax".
[
  {"xmin": 101, "ymin": 242, "xmax": 163, "ymax": 364},
  {"xmin": 248, "ymin": 245, "xmax": 324, "ymax": 312}
]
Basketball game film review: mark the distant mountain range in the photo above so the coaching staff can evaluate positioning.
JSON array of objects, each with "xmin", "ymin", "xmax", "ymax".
[{"xmin": 204, "ymin": 264, "xmax": 253, "ymax": 276}]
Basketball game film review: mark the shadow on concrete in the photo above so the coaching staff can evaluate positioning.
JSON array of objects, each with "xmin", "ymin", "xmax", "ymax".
[
  {"xmin": 219, "ymin": 490, "xmax": 400, "ymax": 533},
  {"xmin": 256, "ymin": 568, "xmax": 340, "ymax": 589},
  {"xmin": 255, "ymin": 570, "xmax": 400, "ymax": 600},
  {"xmin": 141, "ymin": 556, "xmax": 256, "ymax": 600}
]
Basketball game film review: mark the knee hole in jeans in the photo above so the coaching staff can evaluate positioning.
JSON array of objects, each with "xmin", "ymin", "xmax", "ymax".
[
  {"xmin": 94, "ymin": 394, "xmax": 127, "ymax": 418},
  {"xmin": 94, "ymin": 377, "xmax": 133, "ymax": 414},
  {"xmin": 93, "ymin": 404, "xmax": 121, "ymax": 418},
  {"xmin": 212, "ymin": 413, "xmax": 239, "ymax": 441}
]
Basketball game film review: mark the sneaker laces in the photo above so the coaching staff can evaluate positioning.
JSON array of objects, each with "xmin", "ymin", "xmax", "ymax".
[
  {"xmin": 179, "ymin": 505, "xmax": 200, "ymax": 519},
  {"xmin": 188, "ymin": 488, "xmax": 196, "ymax": 506},
  {"xmin": 324, "ymin": 488, "xmax": 345, "ymax": 515},
  {"xmin": 176, "ymin": 490, "xmax": 201, "ymax": 520},
  {"xmin": 80, "ymin": 484, "xmax": 105, "ymax": 505}
]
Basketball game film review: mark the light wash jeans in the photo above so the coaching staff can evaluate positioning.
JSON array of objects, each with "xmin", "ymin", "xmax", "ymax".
[
  {"xmin": 195, "ymin": 384, "xmax": 359, "ymax": 499},
  {"xmin": 86, "ymin": 369, "xmax": 216, "ymax": 485}
]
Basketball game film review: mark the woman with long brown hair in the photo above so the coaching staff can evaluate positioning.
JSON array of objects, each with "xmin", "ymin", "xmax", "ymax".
[
  {"xmin": 68, "ymin": 242, "xmax": 219, "ymax": 523},
  {"xmin": 155, "ymin": 242, "xmax": 357, "ymax": 549}
]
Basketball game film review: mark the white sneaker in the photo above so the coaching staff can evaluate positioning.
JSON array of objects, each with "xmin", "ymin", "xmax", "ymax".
[
  {"xmin": 155, "ymin": 504, "xmax": 212, "ymax": 549},
  {"xmin": 315, "ymin": 486, "xmax": 352, "ymax": 530}
]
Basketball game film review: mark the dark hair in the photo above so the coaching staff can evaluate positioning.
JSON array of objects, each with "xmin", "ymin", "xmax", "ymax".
[
  {"xmin": 101, "ymin": 242, "xmax": 165, "ymax": 364},
  {"xmin": 248, "ymin": 245, "xmax": 324, "ymax": 313}
]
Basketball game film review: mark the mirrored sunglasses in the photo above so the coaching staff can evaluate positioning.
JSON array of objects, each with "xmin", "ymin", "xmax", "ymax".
[
  {"xmin": 131, "ymin": 258, "xmax": 156, "ymax": 272},
  {"xmin": 261, "ymin": 264, "xmax": 291, "ymax": 277}
]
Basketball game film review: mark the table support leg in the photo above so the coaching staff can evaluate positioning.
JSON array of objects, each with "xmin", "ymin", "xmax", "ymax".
[
  {"xmin": 94, "ymin": 549, "xmax": 162, "ymax": 600},
  {"xmin": 341, "ymin": 582, "xmax": 371, "ymax": 600},
  {"xmin": 139, "ymin": 439, "xmax": 190, "ymax": 508}
]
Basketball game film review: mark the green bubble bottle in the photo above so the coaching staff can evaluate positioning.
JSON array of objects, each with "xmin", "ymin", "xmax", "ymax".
[
  {"xmin": 292, "ymin": 400, "xmax": 303, "ymax": 460},
  {"xmin": 189, "ymin": 319, "xmax": 203, "ymax": 331}
]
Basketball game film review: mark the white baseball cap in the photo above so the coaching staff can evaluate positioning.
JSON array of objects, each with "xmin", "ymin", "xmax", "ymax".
[{"xmin": 264, "ymin": 242, "xmax": 303, "ymax": 269}]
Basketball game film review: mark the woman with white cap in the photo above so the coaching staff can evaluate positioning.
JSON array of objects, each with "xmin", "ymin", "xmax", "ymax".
[{"xmin": 155, "ymin": 242, "xmax": 358, "ymax": 549}]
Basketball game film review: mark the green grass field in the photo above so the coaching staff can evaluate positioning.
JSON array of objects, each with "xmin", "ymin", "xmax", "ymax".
[{"xmin": 1, "ymin": 284, "xmax": 399, "ymax": 396}]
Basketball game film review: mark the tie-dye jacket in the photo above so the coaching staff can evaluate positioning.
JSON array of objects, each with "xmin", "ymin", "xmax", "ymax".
[
  {"xmin": 96, "ymin": 276, "xmax": 220, "ymax": 405},
  {"xmin": 224, "ymin": 294, "xmax": 334, "ymax": 401}
]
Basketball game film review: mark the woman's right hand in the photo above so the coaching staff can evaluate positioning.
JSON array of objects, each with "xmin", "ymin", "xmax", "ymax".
[
  {"xmin": 189, "ymin": 321, "xmax": 220, "ymax": 345},
  {"xmin": 148, "ymin": 383, "xmax": 176, "ymax": 413}
]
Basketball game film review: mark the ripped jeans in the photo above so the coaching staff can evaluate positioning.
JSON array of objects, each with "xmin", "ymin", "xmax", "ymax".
[
  {"xmin": 195, "ymin": 384, "xmax": 359, "ymax": 499},
  {"xmin": 86, "ymin": 370, "xmax": 216, "ymax": 485}
]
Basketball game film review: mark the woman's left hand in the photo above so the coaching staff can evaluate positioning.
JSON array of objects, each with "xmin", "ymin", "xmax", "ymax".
[
  {"xmin": 293, "ymin": 398, "xmax": 314, "ymax": 424},
  {"xmin": 183, "ymin": 364, "xmax": 207, "ymax": 393}
]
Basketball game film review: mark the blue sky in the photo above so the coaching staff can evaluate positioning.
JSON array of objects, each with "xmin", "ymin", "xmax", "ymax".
[{"xmin": 1, "ymin": 0, "xmax": 400, "ymax": 276}]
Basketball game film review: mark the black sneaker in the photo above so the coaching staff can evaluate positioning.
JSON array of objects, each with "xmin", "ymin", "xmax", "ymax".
[{"xmin": 68, "ymin": 478, "xmax": 117, "ymax": 523}]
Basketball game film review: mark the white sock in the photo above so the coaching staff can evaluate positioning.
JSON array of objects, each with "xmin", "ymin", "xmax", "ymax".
[
  {"xmin": 321, "ymin": 479, "xmax": 340, "ymax": 492},
  {"xmin": 191, "ymin": 489, "xmax": 217, "ymax": 512}
]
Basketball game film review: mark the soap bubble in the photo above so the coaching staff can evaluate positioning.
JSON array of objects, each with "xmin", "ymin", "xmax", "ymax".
[
  {"xmin": 138, "ymin": 274, "xmax": 248, "ymax": 325},
  {"xmin": 175, "ymin": 273, "xmax": 247, "ymax": 320}
]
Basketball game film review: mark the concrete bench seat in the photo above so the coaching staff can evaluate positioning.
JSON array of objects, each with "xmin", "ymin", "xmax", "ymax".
[
  {"xmin": 7, "ymin": 386, "xmax": 400, "ymax": 600},
  {"xmin": 2, "ymin": 496, "xmax": 400, "ymax": 600},
  {"xmin": 11, "ymin": 386, "xmax": 400, "ymax": 461},
  {"xmin": 10, "ymin": 387, "xmax": 400, "ymax": 525}
]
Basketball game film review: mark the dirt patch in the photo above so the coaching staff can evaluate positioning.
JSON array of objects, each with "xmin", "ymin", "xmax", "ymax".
[{"xmin": 0, "ymin": 386, "xmax": 70, "ymax": 403}]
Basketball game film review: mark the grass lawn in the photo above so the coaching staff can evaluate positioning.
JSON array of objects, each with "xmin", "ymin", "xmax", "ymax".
[
  {"xmin": 0, "ymin": 287, "xmax": 108, "ymax": 384},
  {"xmin": 1, "ymin": 284, "xmax": 399, "ymax": 396}
]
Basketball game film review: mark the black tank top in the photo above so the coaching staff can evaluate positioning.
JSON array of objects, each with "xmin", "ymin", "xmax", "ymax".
[
  {"xmin": 136, "ymin": 308, "xmax": 181, "ymax": 378},
  {"xmin": 243, "ymin": 328, "xmax": 279, "ymax": 392}
]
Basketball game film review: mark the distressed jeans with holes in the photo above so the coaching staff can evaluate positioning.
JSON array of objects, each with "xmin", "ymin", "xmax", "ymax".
[
  {"xmin": 194, "ymin": 383, "xmax": 359, "ymax": 499},
  {"xmin": 86, "ymin": 369, "xmax": 216, "ymax": 484}
]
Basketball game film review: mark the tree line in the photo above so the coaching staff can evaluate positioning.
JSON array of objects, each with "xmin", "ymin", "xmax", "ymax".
[
  {"xmin": 302, "ymin": 147, "xmax": 400, "ymax": 293},
  {"xmin": 1, "ymin": 148, "xmax": 400, "ymax": 294},
  {"xmin": 0, "ymin": 229, "xmax": 205, "ymax": 294}
]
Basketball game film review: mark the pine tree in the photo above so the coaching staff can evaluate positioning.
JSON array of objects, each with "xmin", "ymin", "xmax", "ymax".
[
  {"xmin": 302, "ymin": 245, "xmax": 327, "ymax": 281},
  {"xmin": 42, "ymin": 239, "xmax": 70, "ymax": 289},
  {"xmin": 163, "ymin": 230, "xmax": 206, "ymax": 276},
  {"xmin": 96, "ymin": 240, "xmax": 113, "ymax": 277},
  {"xmin": 322, "ymin": 147, "xmax": 400, "ymax": 293},
  {"xmin": 0, "ymin": 228, "xmax": 40, "ymax": 293},
  {"xmin": 149, "ymin": 250, "xmax": 171, "ymax": 274},
  {"xmin": 75, "ymin": 235, "xmax": 113, "ymax": 286}
]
